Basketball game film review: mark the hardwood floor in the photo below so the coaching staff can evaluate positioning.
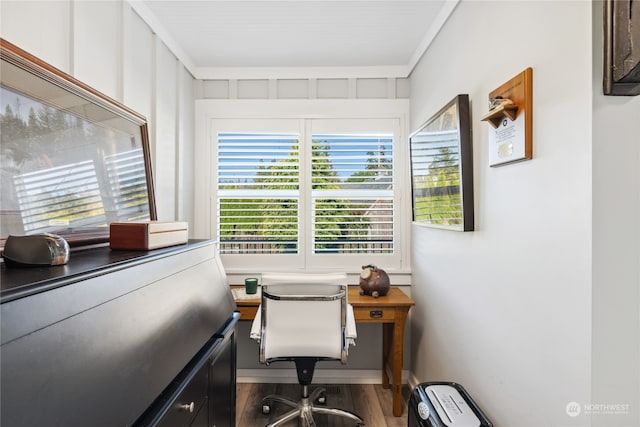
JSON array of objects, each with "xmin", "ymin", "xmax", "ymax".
[{"xmin": 236, "ymin": 383, "xmax": 410, "ymax": 427}]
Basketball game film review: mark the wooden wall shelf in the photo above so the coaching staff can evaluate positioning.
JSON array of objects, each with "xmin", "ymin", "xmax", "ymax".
[{"xmin": 481, "ymin": 102, "xmax": 519, "ymax": 128}]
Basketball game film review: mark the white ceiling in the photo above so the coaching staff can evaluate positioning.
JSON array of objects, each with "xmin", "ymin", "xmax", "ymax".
[{"xmin": 132, "ymin": 0, "xmax": 458, "ymax": 79}]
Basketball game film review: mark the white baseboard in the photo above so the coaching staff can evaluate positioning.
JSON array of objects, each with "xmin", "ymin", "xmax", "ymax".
[
  {"xmin": 407, "ymin": 372, "xmax": 421, "ymax": 391},
  {"xmin": 237, "ymin": 369, "xmax": 411, "ymax": 385}
]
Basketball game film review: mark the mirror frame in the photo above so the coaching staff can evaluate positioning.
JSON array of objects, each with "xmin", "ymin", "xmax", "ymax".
[
  {"xmin": 603, "ymin": 0, "xmax": 640, "ymax": 96},
  {"xmin": 0, "ymin": 38, "xmax": 157, "ymax": 249},
  {"xmin": 409, "ymin": 94, "xmax": 474, "ymax": 231}
]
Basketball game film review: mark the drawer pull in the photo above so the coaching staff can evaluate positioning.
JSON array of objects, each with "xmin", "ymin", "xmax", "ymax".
[
  {"xmin": 180, "ymin": 402, "xmax": 195, "ymax": 413},
  {"xmin": 369, "ymin": 310, "xmax": 383, "ymax": 318}
]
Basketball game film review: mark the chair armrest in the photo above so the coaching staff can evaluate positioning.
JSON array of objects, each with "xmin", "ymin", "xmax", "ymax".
[
  {"xmin": 250, "ymin": 305, "xmax": 262, "ymax": 341},
  {"xmin": 346, "ymin": 303, "xmax": 357, "ymax": 347},
  {"xmin": 346, "ymin": 304, "xmax": 356, "ymax": 339}
]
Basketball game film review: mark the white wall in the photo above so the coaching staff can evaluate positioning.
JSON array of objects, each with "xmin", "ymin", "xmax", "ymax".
[
  {"xmin": 0, "ymin": 0, "xmax": 195, "ymax": 225},
  {"xmin": 409, "ymin": 1, "xmax": 595, "ymax": 426},
  {"xmin": 591, "ymin": 2, "xmax": 640, "ymax": 427}
]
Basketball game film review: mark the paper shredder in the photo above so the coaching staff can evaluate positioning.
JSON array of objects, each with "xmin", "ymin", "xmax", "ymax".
[{"xmin": 408, "ymin": 382, "xmax": 492, "ymax": 427}]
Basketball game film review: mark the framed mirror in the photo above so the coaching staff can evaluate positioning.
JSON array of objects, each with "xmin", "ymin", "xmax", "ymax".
[
  {"xmin": 1, "ymin": 38, "xmax": 156, "ymax": 249},
  {"xmin": 409, "ymin": 94, "xmax": 474, "ymax": 231}
]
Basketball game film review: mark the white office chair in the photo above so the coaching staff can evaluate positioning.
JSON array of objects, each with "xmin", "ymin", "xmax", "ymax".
[{"xmin": 250, "ymin": 272, "xmax": 364, "ymax": 427}]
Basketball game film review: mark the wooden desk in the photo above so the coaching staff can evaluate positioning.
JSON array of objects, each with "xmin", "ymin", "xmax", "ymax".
[{"xmin": 232, "ymin": 286, "xmax": 414, "ymax": 417}]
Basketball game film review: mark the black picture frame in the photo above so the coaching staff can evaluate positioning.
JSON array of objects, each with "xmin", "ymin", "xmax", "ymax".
[
  {"xmin": 1, "ymin": 38, "xmax": 157, "ymax": 249},
  {"xmin": 409, "ymin": 94, "xmax": 474, "ymax": 231},
  {"xmin": 603, "ymin": 0, "xmax": 640, "ymax": 96}
]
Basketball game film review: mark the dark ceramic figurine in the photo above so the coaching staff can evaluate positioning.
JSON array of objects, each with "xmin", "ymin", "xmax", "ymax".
[{"xmin": 359, "ymin": 264, "xmax": 390, "ymax": 298}]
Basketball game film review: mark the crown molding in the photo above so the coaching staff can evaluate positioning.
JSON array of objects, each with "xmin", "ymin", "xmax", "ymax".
[
  {"xmin": 407, "ymin": 0, "xmax": 460, "ymax": 75},
  {"xmin": 127, "ymin": 0, "xmax": 198, "ymax": 76}
]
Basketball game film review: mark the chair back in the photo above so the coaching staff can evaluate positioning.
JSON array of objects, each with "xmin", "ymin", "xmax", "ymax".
[{"xmin": 259, "ymin": 272, "xmax": 348, "ymax": 363}]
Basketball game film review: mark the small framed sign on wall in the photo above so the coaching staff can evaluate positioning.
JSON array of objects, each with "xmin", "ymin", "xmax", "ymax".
[{"xmin": 481, "ymin": 68, "xmax": 533, "ymax": 167}]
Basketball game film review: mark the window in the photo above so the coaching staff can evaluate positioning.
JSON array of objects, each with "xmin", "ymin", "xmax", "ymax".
[{"xmin": 195, "ymin": 100, "xmax": 409, "ymax": 272}]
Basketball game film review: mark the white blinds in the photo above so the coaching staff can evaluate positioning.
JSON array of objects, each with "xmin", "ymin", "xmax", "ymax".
[
  {"xmin": 311, "ymin": 133, "xmax": 393, "ymax": 254},
  {"xmin": 217, "ymin": 132, "xmax": 300, "ymax": 191},
  {"xmin": 217, "ymin": 132, "xmax": 300, "ymax": 254}
]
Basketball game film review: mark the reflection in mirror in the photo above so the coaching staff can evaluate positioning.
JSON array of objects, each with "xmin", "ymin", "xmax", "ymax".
[
  {"xmin": 409, "ymin": 94, "xmax": 474, "ymax": 231},
  {"xmin": 1, "ymin": 38, "xmax": 156, "ymax": 248}
]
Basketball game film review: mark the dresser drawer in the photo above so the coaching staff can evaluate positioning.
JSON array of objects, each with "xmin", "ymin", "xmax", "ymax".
[
  {"xmin": 352, "ymin": 306, "xmax": 396, "ymax": 322},
  {"xmin": 157, "ymin": 363, "xmax": 209, "ymax": 427}
]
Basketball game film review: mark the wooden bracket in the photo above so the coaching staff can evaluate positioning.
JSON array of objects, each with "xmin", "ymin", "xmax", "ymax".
[{"xmin": 481, "ymin": 101, "xmax": 519, "ymax": 129}]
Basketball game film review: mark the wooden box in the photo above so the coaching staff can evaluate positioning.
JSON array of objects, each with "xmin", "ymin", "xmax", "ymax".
[{"xmin": 109, "ymin": 221, "xmax": 188, "ymax": 250}]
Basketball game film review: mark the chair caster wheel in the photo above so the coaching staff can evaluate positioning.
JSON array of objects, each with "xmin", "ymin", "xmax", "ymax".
[
  {"xmin": 262, "ymin": 404, "xmax": 271, "ymax": 415},
  {"xmin": 317, "ymin": 392, "xmax": 326, "ymax": 405}
]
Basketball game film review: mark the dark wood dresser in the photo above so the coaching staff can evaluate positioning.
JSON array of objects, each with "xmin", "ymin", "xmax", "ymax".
[{"xmin": 1, "ymin": 240, "xmax": 238, "ymax": 427}]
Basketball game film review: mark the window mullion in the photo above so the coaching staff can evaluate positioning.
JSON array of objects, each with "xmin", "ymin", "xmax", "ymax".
[{"xmin": 299, "ymin": 118, "xmax": 313, "ymax": 267}]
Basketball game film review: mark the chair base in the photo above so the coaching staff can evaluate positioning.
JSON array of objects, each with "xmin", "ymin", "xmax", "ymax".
[{"xmin": 262, "ymin": 386, "xmax": 364, "ymax": 427}]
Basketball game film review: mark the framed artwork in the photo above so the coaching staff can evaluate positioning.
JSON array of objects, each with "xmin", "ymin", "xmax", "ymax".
[
  {"xmin": 409, "ymin": 94, "xmax": 474, "ymax": 231},
  {"xmin": 603, "ymin": 0, "xmax": 640, "ymax": 96},
  {"xmin": 0, "ymin": 38, "xmax": 157, "ymax": 249}
]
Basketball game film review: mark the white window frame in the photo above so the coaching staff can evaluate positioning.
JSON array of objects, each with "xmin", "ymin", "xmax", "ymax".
[{"xmin": 194, "ymin": 99, "xmax": 411, "ymax": 275}]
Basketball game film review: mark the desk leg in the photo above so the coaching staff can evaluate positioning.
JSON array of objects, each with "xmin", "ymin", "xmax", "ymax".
[
  {"xmin": 382, "ymin": 323, "xmax": 392, "ymax": 389},
  {"xmin": 381, "ymin": 310, "xmax": 408, "ymax": 417}
]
